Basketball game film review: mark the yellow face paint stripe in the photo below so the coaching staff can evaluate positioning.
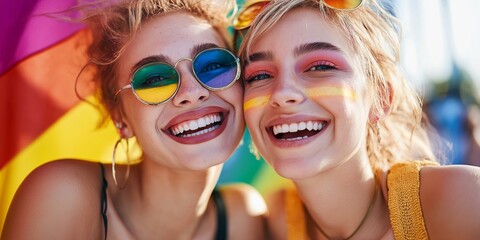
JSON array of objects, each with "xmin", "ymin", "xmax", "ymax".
[
  {"xmin": 306, "ymin": 86, "xmax": 357, "ymax": 100},
  {"xmin": 244, "ymin": 95, "xmax": 270, "ymax": 111},
  {"xmin": 243, "ymin": 86, "xmax": 357, "ymax": 111}
]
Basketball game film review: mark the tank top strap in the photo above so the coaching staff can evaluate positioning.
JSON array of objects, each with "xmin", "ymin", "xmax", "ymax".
[
  {"xmin": 99, "ymin": 163, "xmax": 108, "ymax": 240},
  {"xmin": 387, "ymin": 160, "xmax": 438, "ymax": 240},
  {"xmin": 212, "ymin": 188, "xmax": 227, "ymax": 240},
  {"xmin": 285, "ymin": 188, "xmax": 309, "ymax": 240}
]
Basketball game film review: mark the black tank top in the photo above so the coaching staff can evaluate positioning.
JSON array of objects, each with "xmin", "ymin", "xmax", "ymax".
[{"xmin": 99, "ymin": 163, "xmax": 227, "ymax": 240}]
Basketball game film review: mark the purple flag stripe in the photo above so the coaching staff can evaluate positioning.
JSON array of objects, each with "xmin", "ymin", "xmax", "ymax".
[{"xmin": 0, "ymin": 0, "xmax": 84, "ymax": 75}]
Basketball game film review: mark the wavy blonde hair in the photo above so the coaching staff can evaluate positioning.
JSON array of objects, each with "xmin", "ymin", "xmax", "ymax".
[
  {"xmin": 79, "ymin": 0, "xmax": 236, "ymax": 122},
  {"xmin": 238, "ymin": 0, "xmax": 445, "ymax": 169}
]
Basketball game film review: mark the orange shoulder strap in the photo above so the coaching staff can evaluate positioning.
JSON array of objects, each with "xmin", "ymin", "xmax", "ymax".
[
  {"xmin": 387, "ymin": 160, "xmax": 438, "ymax": 240},
  {"xmin": 285, "ymin": 188, "xmax": 309, "ymax": 240}
]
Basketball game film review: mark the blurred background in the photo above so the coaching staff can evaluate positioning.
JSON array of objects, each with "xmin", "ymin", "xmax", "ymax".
[{"xmin": 1, "ymin": 0, "xmax": 479, "ymax": 230}]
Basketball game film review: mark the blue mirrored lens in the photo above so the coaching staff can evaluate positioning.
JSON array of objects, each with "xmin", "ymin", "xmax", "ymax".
[{"xmin": 193, "ymin": 49, "xmax": 238, "ymax": 89}]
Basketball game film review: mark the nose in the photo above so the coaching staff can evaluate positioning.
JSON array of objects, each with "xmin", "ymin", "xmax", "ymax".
[
  {"xmin": 172, "ymin": 59, "xmax": 209, "ymax": 106},
  {"xmin": 269, "ymin": 72, "xmax": 305, "ymax": 108}
]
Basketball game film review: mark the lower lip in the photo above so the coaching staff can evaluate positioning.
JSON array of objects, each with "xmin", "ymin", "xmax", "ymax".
[
  {"xmin": 268, "ymin": 123, "xmax": 328, "ymax": 148},
  {"xmin": 167, "ymin": 113, "xmax": 229, "ymax": 144}
]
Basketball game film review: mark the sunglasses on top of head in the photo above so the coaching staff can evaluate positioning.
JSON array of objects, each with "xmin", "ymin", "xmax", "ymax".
[
  {"xmin": 114, "ymin": 48, "xmax": 240, "ymax": 105},
  {"xmin": 232, "ymin": 0, "xmax": 365, "ymax": 52}
]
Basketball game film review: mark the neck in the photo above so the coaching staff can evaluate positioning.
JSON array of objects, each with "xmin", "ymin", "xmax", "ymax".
[
  {"xmin": 294, "ymin": 157, "xmax": 386, "ymax": 239},
  {"xmin": 114, "ymin": 162, "xmax": 223, "ymax": 239}
]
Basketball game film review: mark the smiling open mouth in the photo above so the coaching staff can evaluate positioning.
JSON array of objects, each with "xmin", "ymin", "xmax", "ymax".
[
  {"xmin": 169, "ymin": 113, "xmax": 224, "ymax": 138},
  {"xmin": 270, "ymin": 120, "xmax": 328, "ymax": 141}
]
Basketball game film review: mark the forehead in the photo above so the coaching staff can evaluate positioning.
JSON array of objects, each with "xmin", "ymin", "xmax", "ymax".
[
  {"xmin": 250, "ymin": 7, "xmax": 354, "ymax": 59},
  {"xmin": 121, "ymin": 11, "xmax": 225, "ymax": 66}
]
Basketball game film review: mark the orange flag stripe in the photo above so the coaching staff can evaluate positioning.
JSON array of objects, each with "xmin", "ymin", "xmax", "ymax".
[{"xmin": 0, "ymin": 30, "xmax": 93, "ymax": 168}]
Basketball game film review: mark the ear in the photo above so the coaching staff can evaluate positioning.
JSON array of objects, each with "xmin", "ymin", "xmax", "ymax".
[
  {"xmin": 369, "ymin": 81, "xmax": 393, "ymax": 124},
  {"xmin": 111, "ymin": 108, "xmax": 134, "ymax": 139}
]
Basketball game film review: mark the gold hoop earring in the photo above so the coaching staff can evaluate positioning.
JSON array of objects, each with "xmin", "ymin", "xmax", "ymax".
[{"xmin": 112, "ymin": 137, "xmax": 131, "ymax": 189}]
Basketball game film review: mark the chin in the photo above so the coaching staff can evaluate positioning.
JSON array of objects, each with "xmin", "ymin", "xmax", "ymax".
[
  {"xmin": 266, "ymin": 157, "xmax": 308, "ymax": 180},
  {"xmin": 182, "ymin": 157, "xmax": 226, "ymax": 171}
]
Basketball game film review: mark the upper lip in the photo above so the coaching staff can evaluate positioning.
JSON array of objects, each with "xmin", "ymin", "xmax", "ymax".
[{"xmin": 163, "ymin": 106, "xmax": 227, "ymax": 133}]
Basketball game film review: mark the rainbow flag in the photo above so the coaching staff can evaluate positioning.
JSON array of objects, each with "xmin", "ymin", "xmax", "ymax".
[
  {"xmin": 0, "ymin": 0, "xmax": 288, "ymax": 230},
  {"xmin": 0, "ymin": 0, "xmax": 120, "ymax": 228}
]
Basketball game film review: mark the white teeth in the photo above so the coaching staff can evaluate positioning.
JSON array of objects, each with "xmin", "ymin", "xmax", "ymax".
[
  {"xmin": 307, "ymin": 121, "xmax": 313, "ymax": 130},
  {"xmin": 170, "ymin": 113, "xmax": 222, "ymax": 136},
  {"xmin": 177, "ymin": 125, "xmax": 184, "ymax": 135},
  {"xmin": 286, "ymin": 136, "xmax": 308, "ymax": 141},
  {"xmin": 298, "ymin": 122, "xmax": 306, "ymax": 131},
  {"xmin": 189, "ymin": 121, "xmax": 199, "ymax": 131},
  {"xmin": 272, "ymin": 121, "xmax": 326, "ymax": 136},
  {"xmin": 289, "ymin": 123, "xmax": 298, "ymax": 132},
  {"xmin": 198, "ymin": 118, "xmax": 206, "ymax": 128},
  {"xmin": 182, "ymin": 125, "xmax": 219, "ymax": 138}
]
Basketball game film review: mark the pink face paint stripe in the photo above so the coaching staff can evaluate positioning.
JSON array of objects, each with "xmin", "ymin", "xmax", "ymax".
[
  {"xmin": 305, "ymin": 86, "xmax": 357, "ymax": 101},
  {"xmin": 244, "ymin": 95, "xmax": 270, "ymax": 111}
]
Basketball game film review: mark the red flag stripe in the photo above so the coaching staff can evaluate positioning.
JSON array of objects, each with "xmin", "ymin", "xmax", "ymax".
[{"xmin": 0, "ymin": 30, "xmax": 93, "ymax": 168}]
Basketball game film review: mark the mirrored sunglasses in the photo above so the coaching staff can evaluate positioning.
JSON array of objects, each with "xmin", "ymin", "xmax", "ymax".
[
  {"xmin": 114, "ymin": 48, "xmax": 240, "ymax": 105},
  {"xmin": 233, "ymin": 0, "xmax": 365, "ymax": 52}
]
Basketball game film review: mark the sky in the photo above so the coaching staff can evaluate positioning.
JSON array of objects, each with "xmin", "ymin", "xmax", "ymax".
[{"xmin": 396, "ymin": 0, "xmax": 480, "ymax": 95}]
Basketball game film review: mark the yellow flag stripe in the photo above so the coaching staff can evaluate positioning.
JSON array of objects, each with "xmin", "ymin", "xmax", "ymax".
[{"xmin": 0, "ymin": 96, "xmax": 118, "ymax": 228}]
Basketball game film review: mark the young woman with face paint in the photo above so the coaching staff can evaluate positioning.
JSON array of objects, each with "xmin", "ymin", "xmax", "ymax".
[
  {"xmin": 2, "ymin": 0, "xmax": 268, "ymax": 239},
  {"xmin": 236, "ymin": 0, "xmax": 480, "ymax": 239}
]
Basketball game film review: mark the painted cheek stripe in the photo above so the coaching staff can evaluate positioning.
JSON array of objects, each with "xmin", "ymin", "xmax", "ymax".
[
  {"xmin": 306, "ymin": 86, "xmax": 357, "ymax": 101},
  {"xmin": 243, "ymin": 86, "xmax": 357, "ymax": 111},
  {"xmin": 244, "ymin": 95, "xmax": 270, "ymax": 111}
]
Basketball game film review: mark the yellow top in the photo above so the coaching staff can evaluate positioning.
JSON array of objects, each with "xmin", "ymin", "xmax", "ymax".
[
  {"xmin": 286, "ymin": 188, "xmax": 308, "ymax": 240},
  {"xmin": 387, "ymin": 160, "xmax": 438, "ymax": 240},
  {"xmin": 285, "ymin": 160, "xmax": 439, "ymax": 240}
]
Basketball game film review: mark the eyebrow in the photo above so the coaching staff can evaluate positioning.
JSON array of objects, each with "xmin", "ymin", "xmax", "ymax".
[
  {"xmin": 192, "ymin": 43, "xmax": 220, "ymax": 56},
  {"xmin": 131, "ymin": 55, "xmax": 170, "ymax": 75},
  {"xmin": 246, "ymin": 51, "xmax": 273, "ymax": 63},
  {"xmin": 294, "ymin": 42, "xmax": 342, "ymax": 57},
  {"xmin": 245, "ymin": 42, "xmax": 342, "ymax": 65},
  {"xmin": 130, "ymin": 42, "xmax": 221, "ymax": 76}
]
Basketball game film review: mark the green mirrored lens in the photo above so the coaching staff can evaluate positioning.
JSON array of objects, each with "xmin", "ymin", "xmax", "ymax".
[{"xmin": 132, "ymin": 63, "xmax": 179, "ymax": 104}]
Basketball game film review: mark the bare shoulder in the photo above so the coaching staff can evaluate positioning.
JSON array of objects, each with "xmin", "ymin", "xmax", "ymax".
[
  {"xmin": 1, "ymin": 159, "xmax": 105, "ymax": 240},
  {"xmin": 420, "ymin": 164, "xmax": 480, "ymax": 239},
  {"xmin": 217, "ymin": 183, "xmax": 268, "ymax": 240}
]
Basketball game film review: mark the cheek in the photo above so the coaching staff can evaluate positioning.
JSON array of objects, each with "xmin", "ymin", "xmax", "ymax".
[
  {"xmin": 244, "ymin": 110, "xmax": 259, "ymax": 128},
  {"xmin": 243, "ymin": 91, "xmax": 270, "ymax": 132},
  {"xmin": 243, "ymin": 85, "xmax": 271, "ymax": 112},
  {"xmin": 245, "ymin": 114, "xmax": 265, "ymax": 153},
  {"xmin": 123, "ymin": 101, "xmax": 147, "ymax": 122},
  {"xmin": 222, "ymin": 83, "xmax": 243, "ymax": 107},
  {"xmin": 125, "ymin": 105, "xmax": 157, "ymax": 138}
]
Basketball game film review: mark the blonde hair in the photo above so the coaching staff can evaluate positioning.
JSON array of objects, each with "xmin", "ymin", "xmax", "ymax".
[
  {"xmin": 80, "ymin": 0, "xmax": 236, "ymax": 122},
  {"xmin": 239, "ymin": 0, "xmax": 444, "ymax": 169}
]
